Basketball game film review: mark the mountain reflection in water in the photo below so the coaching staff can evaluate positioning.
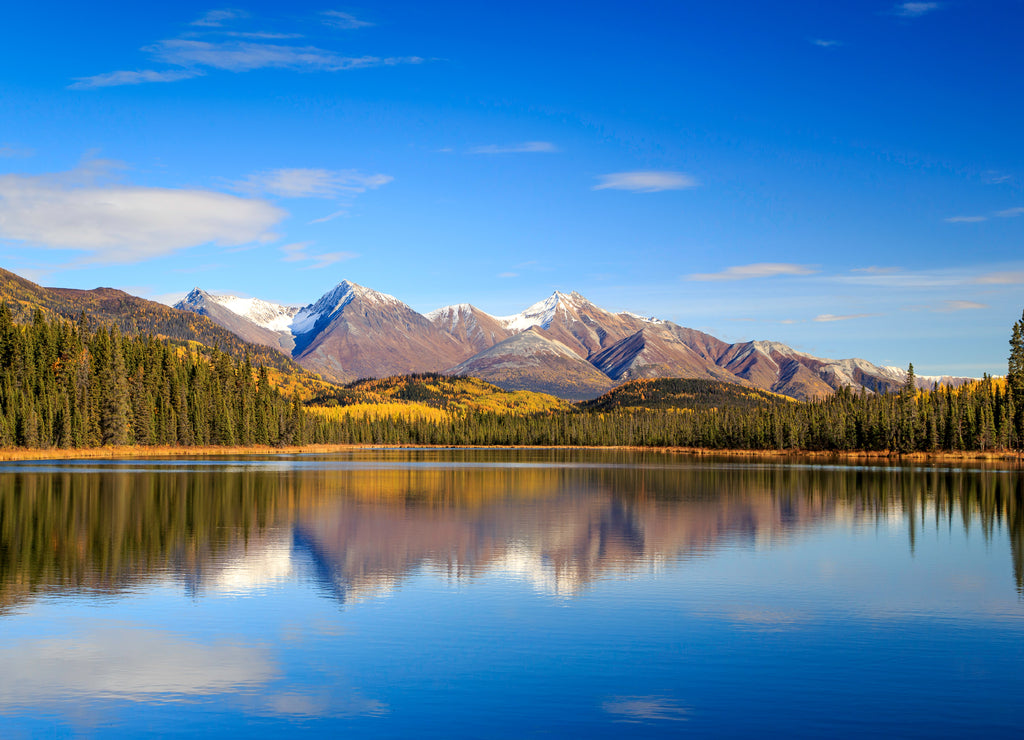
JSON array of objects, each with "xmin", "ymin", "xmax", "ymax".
[{"xmin": 1, "ymin": 451, "xmax": 1022, "ymax": 611}]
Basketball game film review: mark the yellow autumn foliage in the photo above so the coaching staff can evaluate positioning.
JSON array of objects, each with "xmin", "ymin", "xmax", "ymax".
[{"xmin": 307, "ymin": 402, "xmax": 450, "ymax": 424}]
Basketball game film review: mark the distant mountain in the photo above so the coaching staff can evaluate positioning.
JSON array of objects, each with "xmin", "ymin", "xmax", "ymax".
[
  {"xmin": 288, "ymin": 281, "xmax": 470, "ymax": 383},
  {"xmin": 425, "ymin": 303, "xmax": 514, "ymax": 354},
  {"xmin": 495, "ymin": 290, "xmax": 653, "ymax": 358},
  {"xmin": 173, "ymin": 276, "xmax": 973, "ymax": 400},
  {"xmin": 177, "ymin": 288, "xmax": 298, "ymax": 353},
  {"xmin": 448, "ymin": 328, "xmax": 616, "ymax": 400},
  {"xmin": 591, "ymin": 327, "xmax": 748, "ymax": 386}
]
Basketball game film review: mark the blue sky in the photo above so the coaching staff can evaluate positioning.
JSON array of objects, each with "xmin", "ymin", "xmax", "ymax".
[{"xmin": 1, "ymin": 0, "xmax": 1021, "ymax": 375}]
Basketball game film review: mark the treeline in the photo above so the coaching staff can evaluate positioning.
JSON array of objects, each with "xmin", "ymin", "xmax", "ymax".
[
  {"xmin": 3, "ymin": 309, "xmax": 1024, "ymax": 454},
  {"xmin": 295, "ymin": 373, "xmax": 1019, "ymax": 451},
  {"xmin": 0, "ymin": 306, "xmax": 303, "ymax": 448}
]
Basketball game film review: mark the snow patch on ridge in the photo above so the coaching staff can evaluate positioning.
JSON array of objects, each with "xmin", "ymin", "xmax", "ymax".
[
  {"xmin": 291, "ymin": 280, "xmax": 403, "ymax": 335},
  {"xmin": 177, "ymin": 288, "xmax": 301, "ymax": 332},
  {"xmin": 426, "ymin": 303, "xmax": 474, "ymax": 330},
  {"xmin": 621, "ymin": 311, "xmax": 664, "ymax": 324}
]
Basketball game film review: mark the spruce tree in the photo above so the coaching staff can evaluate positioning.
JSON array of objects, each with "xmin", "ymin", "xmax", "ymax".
[{"xmin": 1009, "ymin": 310, "xmax": 1024, "ymax": 449}]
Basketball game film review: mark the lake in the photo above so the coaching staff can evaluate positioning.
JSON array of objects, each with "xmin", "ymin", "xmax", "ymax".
[{"xmin": 1, "ymin": 449, "xmax": 1022, "ymax": 737}]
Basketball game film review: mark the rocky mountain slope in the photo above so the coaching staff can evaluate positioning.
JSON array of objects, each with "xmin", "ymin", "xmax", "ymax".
[
  {"xmin": 448, "ymin": 328, "xmax": 617, "ymax": 400},
  {"xmin": 173, "ymin": 277, "xmax": 969, "ymax": 400}
]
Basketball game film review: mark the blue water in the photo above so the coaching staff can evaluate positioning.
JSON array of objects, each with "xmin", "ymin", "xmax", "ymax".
[{"xmin": 0, "ymin": 450, "xmax": 1021, "ymax": 737}]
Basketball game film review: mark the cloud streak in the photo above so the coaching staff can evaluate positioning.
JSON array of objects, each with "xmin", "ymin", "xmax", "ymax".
[
  {"xmin": 943, "ymin": 206, "xmax": 1024, "ymax": 223},
  {"xmin": 146, "ymin": 39, "xmax": 422, "ymax": 73},
  {"xmin": 469, "ymin": 141, "xmax": 558, "ymax": 154},
  {"xmin": 191, "ymin": 9, "xmax": 249, "ymax": 27},
  {"xmin": 321, "ymin": 11, "xmax": 373, "ymax": 29},
  {"xmin": 814, "ymin": 313, "xmax": 879, "ymax": 323},
  {"xmin": 72, "ymin": 11, "xmax": 421, "ymax": 88},
  {"xmin": 280, "ymin": 242, "xmax": 357, "ymax": 269},
  {"xmin": 0, "ymin": 144, "xmax": 34, "ymax": 158},
  {"xmin": 687, "ymin": 263, "xmax": 818, "ymax": 281},
  {"xmin": 0, "ymin": 161, "xmax": 284, "ymax": 263},
  {"xmin": 71, "ymin": 68, "xmax": 202, "ymax": 89},
  {"xmin": 593, "ymin": 171, "xmax": 698, "ymax": 193},
  {"xmin": 239, "ymin": 168, "xmax": 393, "ymax": 198},
  {"xmin": 934, "ymin": 300, "xmax": 987, "ymax": 312},
  {"xmin": 892, "ymin": 2, "xmax": 940, "ymax": 17},
  {"xmin": 973, "ymin": 271, "xmax": 1024, "ymax": 285}
]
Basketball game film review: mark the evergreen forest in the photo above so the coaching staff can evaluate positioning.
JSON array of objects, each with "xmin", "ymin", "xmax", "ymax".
[{"xmin": 1, "ymin": 305, "xmax": 1023, "ymax": 454}]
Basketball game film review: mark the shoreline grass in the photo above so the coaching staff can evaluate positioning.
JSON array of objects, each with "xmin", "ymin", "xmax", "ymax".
[{"xmin": 0, "ymin": 443, "xmax": 1020, "ymax": 467}]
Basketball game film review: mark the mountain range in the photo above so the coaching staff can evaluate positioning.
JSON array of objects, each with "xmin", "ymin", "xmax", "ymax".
[{"xmin": 175, "ymin": 280, "xmax": 970, "ymax": 400}]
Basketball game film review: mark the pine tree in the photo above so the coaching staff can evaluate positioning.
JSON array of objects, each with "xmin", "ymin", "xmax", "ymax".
[{"xmin": 1009, "ymin": 310, "xmax": 1024, "ymax": 449}]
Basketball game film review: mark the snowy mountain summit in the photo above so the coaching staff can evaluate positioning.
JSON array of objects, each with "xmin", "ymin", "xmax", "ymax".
[
  {"xmin": 178, "ymin": 288, "xmax": 300, "ymax": 333},
  {"xmin": 175, "ymin": 281, "xmax": 973, "ymax": 399}
]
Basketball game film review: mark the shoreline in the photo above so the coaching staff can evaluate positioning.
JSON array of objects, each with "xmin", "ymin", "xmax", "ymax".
[{"xmin": 0, "ymin": 443, "xmax": 1020, "ymax": 467}]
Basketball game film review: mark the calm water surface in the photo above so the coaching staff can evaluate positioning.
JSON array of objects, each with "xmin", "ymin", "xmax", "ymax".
[{"xmin": 1, "ymin": 449, "xmax": 1022, "ymax": 737}]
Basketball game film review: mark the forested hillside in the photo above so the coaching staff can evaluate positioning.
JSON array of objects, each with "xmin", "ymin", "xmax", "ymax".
[
  {"xmin": 0, "ymin": 305, "xmax": 303, "ymax": 448},
  {"xmin": 581, "ymin": 378, "xmax": 791, "ymax": 412},
  {"xmin": 1, "ymin": 307, "xmax": 1022, "ymax": 455},
  {"xmin": 0, "ymin": 268, "xmax": 301, "ymax": 374}
]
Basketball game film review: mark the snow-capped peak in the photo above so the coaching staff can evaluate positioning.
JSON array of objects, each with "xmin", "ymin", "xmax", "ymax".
[
  {"xmin": 291, "ymin": 280, "xmax": 403, "ymax": 335},
  {"xmin": 176, "ymin": 288, "xmax": 300, "ymax": 332},
  {"xmin": 498, "ymin": 290, "xmax": 596, "ymax": 332},
  {"xmin": 426, "ymin": 303, "xmax": 484, "ymax": 330},
  {"xmin": 426, "ymin": 303, "xmax": 472, "ymax": 321}
]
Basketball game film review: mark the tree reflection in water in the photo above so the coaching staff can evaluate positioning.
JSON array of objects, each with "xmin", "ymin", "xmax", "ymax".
[{"xmin": 1, "ymin": 451, "xmax": 1021, "ymax": 613}]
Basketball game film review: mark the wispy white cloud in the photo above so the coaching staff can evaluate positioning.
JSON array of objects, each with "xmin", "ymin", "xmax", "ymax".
[
  {"xmin": 239, "ymin": 168, "xmax": 393, "ymax": 198},
  {"xmin": 944, "ymin": 206, "xmax": 1024, "ymax": 223},
  {"xmin": 973, "ymin": 271, "xmax": 1024, "ymax": 285},
  {"xmin": 147, "ymin": 39, "xmax": 422, "ymax": 73},
  {"xmin": 0, "ymin": 144, "xmax": 34, "ymax": 158},
  {"xmin": 469, "ymin": 141, "xmax": 558, "ymax": 155},
  {"xmin": 321, "ymin": 11, "xmax": 374, "ymax": 29},
  {"xmin": 811, "ymin": 39, "xmax": 842, "ymax": 47},
  {"xmin": 220, "ymin": 31, "xmax": 305, "ymax": 40},
  {"xmin": 813, "ymin": 313, "xmax": 880, "ymax": 323},
  {"xmin": 191, "ymin": 9, "xmax": 249, "ymax": 27},
  {"xmin": 280, "ymin": 242, "xmax": 357, "ymax": 269},
  {"xmin": 995, "ymin": 207, "xmax": 1024, "ymax": 218},
  {"xmin": 982, "ymin": 171, "xmax": 1013, "ymax": 185},
  {"xmin": 892, "ymin": 2, "xmax": 940, "ymax": 17},
  {"xmin": 308, "ymin": 209, "xmax": 348, "ymax": 225},
  {"xmin": 281, "ymin": 242, "xmax": 312, "ymax": 262},
  {"xmin": 593, "ymin": 171, "xmax": 698, "ymax": 193},
  {"xmin": 851, "ymin": 266, "xmax": 903, "ymax": 275},
  {"xmin": 837, "ymin": 268, "xmax": 961, "ymax": 288},
  {"xmin": 498, "ymin": 272, "xmax": 518, "ymax": 278},
  {"xmin": 0, "ymin": 160, "xmax": 284, "ymax": 263},
  {"xmin": 687, "ymin": 263, "xmax": 818, "ymax": 281},
  {"xmin": 70, "ymin": 69, "xmax": 203, "ymax": 89},
  {"xmin": 306, "ymin": 254, "xmax": 354, "ymax": 271},
  {"xmin": 934, "ymin": 300, "xmax": 987, "ymax": 312},
  {"xmin": 73, "ymin": 11, "xmax": 422, "ymax": 88}
]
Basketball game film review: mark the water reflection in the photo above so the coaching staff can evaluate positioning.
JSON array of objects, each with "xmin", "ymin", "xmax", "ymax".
[
  {"xmin": 1, "ymin": 451, "xmax": 1023, "ymax": 736},
  {"xmin": 1, "ymin": 450, "xmax": 1022, "ymax": 611},
  {"xmin": 0, "ymin": 626, "xmax": 275, "ymax": 702}
]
